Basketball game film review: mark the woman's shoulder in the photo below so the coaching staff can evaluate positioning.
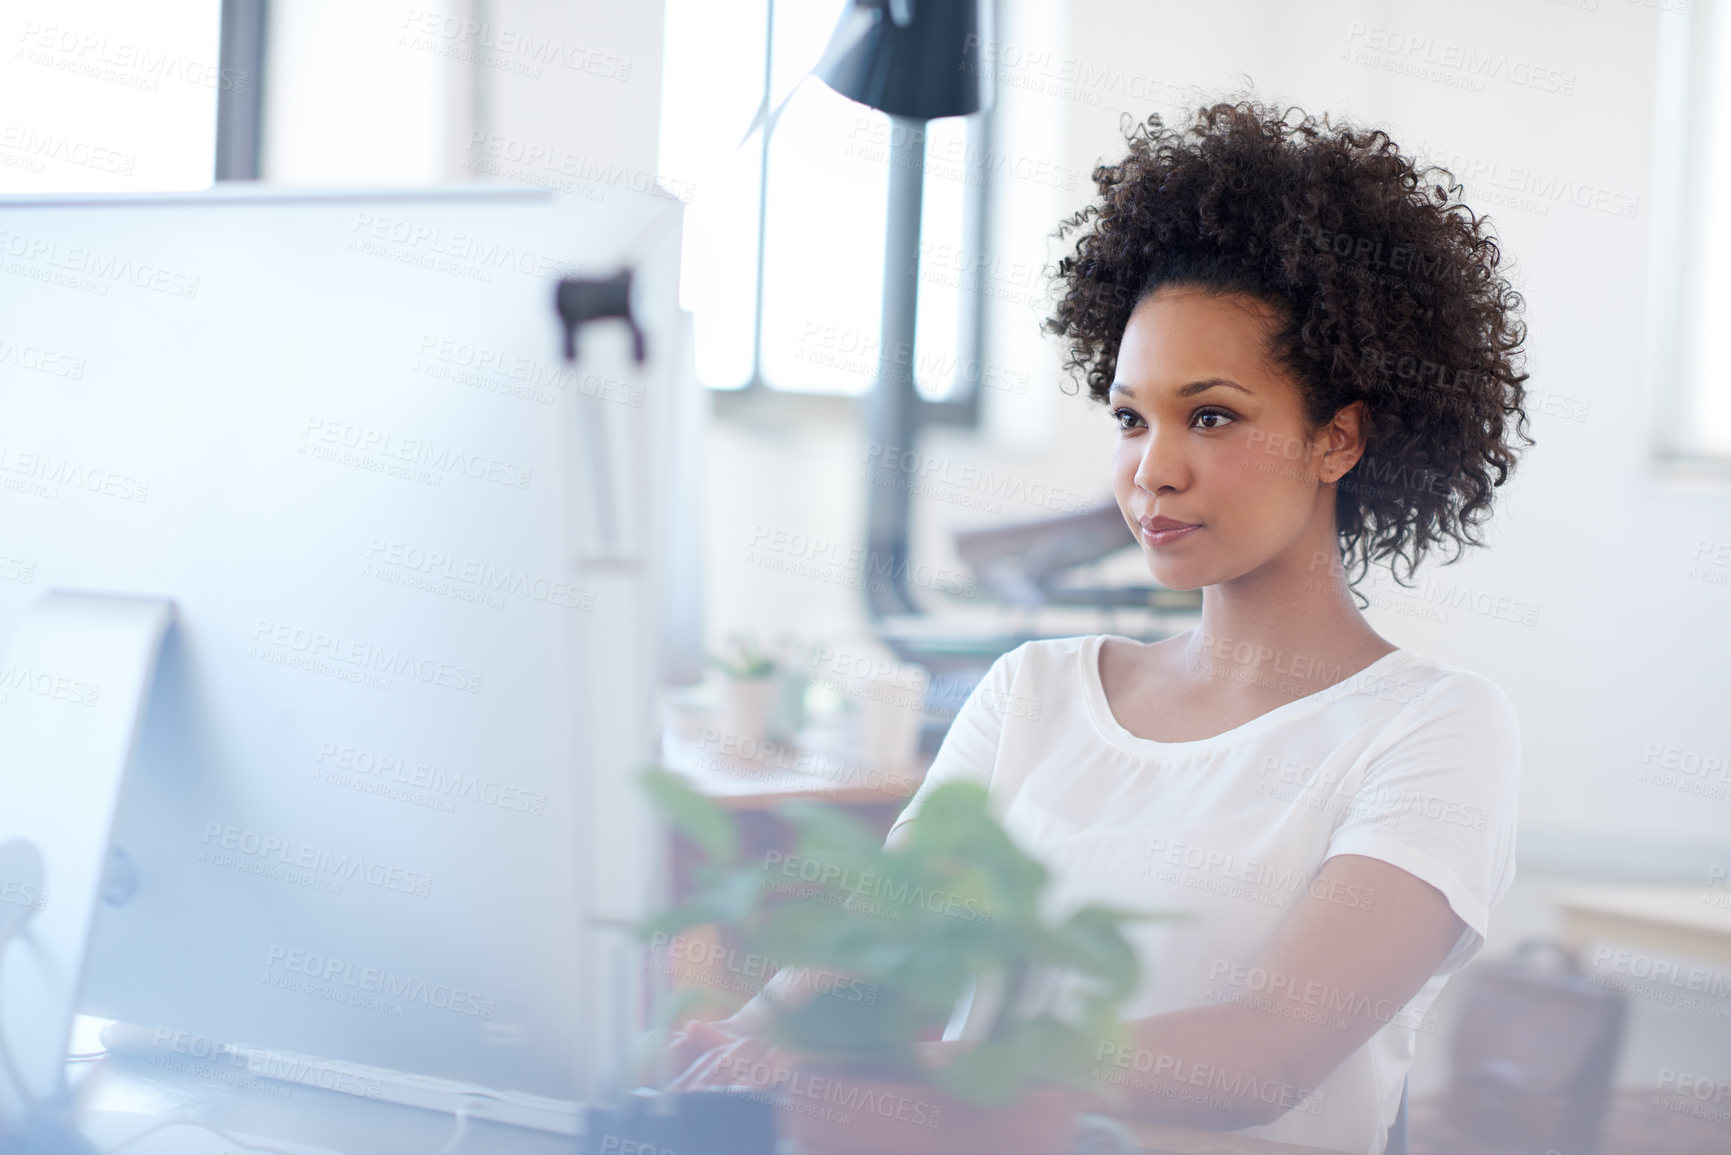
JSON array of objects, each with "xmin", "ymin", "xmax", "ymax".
[
  {"xmin": 987, "ymin": 633, "xmax": 1099, "ymax": 677},
  {"xmin": 1376, "ymin": 649, "xmax": 1522, "ymax": 735},
  {"xmin": 1385, "ymin": 647, "xmax": 1513, "ymax": 699}
]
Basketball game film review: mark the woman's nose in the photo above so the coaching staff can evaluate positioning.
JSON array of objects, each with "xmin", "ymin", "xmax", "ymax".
[{"xmin": 1132, "ymin": 424, "xmax": 1188, "ymax": 494}]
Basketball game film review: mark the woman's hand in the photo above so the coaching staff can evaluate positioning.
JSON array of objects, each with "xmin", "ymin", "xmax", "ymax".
[
  {"xmin": 638, "ymin": 1017, "xmax": 748, "ymax": 1089},
  {"xmin": 639, "ymin": 962, "xmax": 846, "ymax": 1090},
  {"xmin": 663, "ymin": 1028, "xmax": 805, "ymax": 1094},
  {"xmin": 637, "ymin": 1012, "xmax": 808, "ymax": 1095}
]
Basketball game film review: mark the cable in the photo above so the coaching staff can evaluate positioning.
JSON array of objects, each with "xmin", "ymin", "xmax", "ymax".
[
  {"xmin": 102, "ymin": 1117, "xmax": 335, "ymax": 1155},
  {"xmin": 427, "ymin": 1097, "xmax": 474, "ymax": 1155}
]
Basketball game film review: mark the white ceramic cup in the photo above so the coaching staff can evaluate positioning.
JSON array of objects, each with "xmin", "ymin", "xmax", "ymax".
[
  {"xmin": 856, "ymin": 664, "xmax": 929, "ymax": 770},
  {"xmin": 716, "ymin": 675, "xmax": 776, "ymax": 748}
]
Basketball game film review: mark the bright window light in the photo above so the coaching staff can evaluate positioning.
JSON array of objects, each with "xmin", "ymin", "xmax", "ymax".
[
  {"xmin": 660, "ymin": 0, "xmax": 983, "ymax": 398},
  {"xmin": 0, "ymin": 0, "xmax": 221, "ymax": 193},
  {"xmin": 915, "ymin": 116, "xmax": 971, "ymax": 401},
  {"xmin": 759, "ymin": 80, "xmax": 888, "ymax": 395},
  {"xmin": 1684, "ymin": 3, "xmax": 1731, "ymax": 453},
  {"xmin": 658, "ymin": 0, "xmax": 769, "ymax": 389}
]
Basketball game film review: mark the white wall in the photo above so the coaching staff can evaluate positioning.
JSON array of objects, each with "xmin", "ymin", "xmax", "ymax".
[{"xmin": 263, "ymin": 0, "xmax": 661, "ymax": 185}]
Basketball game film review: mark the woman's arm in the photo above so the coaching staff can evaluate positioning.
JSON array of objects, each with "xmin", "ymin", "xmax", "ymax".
[{"xmin": 1104, "ymin": 853, "xmax": 1464, "ymax": 1129}]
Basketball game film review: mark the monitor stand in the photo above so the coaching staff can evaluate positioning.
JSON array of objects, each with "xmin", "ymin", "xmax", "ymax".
[{"xmin": 0, "ymin": 593, "xmax": 174, "ymax": 1150}]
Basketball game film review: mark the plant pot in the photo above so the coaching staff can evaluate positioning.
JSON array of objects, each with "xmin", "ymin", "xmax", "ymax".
[
  {"xmin": 771, "ymin": 669, "xmax": 809, "ymax": 743},
  {"xmin": 778, "ymin": 1063, "xmax": 1084, "ymax": 1155},
  {"xmin": 716, "ymin": 675, "xmax": 776, "ymax": 746}
]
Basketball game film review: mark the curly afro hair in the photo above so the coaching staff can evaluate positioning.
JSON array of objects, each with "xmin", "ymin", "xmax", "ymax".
[{"xmin": 1045, "ymin": 100, "xmax": 1533, "ymax": 592}]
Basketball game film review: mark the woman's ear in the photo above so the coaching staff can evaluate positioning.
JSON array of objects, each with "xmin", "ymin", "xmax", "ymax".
[{"xmin": 1314, "ymin": 401, "xmax": 1368, "ymax": 484}]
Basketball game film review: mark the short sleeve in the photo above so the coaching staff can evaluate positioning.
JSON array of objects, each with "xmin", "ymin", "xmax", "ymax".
[
  {"xmin": 886, "ymin": 643, "xmax": 1027, "ymax": 845},
  {"xmin": 1324, "ymin": 671, "xmax": 1522, "ymax": 976}
]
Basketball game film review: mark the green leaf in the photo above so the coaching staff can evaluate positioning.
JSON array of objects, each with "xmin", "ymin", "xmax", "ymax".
[
  {"xmin": 1048, "ymin": 905, "xmax": 1143, "ymax": 1001},
  {"xmin": 637, "ymin": 762, "xmax": 1179, "ymax": 1107},
  {"xmin": 640, "ymin": 764, "xmax": 738, "ymax": 864}
]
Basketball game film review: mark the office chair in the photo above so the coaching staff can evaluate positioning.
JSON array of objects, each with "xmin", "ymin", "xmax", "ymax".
[{"xmin": 1385, "ymin": 1077, "xmax": 1409, "ymax": 1155}]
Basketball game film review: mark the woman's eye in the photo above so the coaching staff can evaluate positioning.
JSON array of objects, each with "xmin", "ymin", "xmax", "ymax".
[{"xmin": 1114, "ymin": 407, "xmax": 1235, "ymax": 431}]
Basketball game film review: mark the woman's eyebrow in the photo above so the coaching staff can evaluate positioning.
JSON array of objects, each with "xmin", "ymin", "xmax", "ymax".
[{"xmin": 1108, "ymin": 377, "xmax": 1255, "ymax": 401}]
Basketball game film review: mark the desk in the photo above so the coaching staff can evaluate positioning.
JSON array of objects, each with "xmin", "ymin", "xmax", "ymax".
[
  {"xmin": 1555, "ymin": 884, "xmax": 1731, "ymax": 967},
  {"xmin": 656, "ymin": 723, "xmax": 929, "ymax": 810},
  {"xmin": 69, "ymin": 1060, "xmax": 1350, "ymax": 1155},
  {"xmin": 70, "ymin": 1056, "xmax": 570, "ymax": 1155}
]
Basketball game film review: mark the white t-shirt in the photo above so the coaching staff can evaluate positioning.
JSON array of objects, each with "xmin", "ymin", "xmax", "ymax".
[{"xmin": 887, "ymin": 633, "xmax": 1521, "ymax": 1155}]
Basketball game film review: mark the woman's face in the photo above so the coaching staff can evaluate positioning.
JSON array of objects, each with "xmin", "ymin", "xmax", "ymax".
[{"xmin": 1109, "ymin": 285, "xmax": 1363, "ymax": 592}]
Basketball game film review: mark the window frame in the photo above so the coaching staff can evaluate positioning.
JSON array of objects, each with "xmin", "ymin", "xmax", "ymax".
[
  {"xmin": 1643, "ymin": 0, "xmax": 1731, "ymax": 477},
  {"xmin": 702, "ymin": 0, "xmax": 993, "ymax": 430}
]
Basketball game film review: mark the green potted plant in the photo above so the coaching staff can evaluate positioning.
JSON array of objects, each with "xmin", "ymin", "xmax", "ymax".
[
  {"xmin": 639, "ymin": 766, "xmax": 1159, "ymax": 1155},
  {"xmin": 707, "ymin": 631, "xmax": 779, "ymax": 746}
]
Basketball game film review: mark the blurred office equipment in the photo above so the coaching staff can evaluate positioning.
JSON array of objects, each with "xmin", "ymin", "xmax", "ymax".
[
  {"xmin": 815, "ymin": 0, "xmax": 994, "ymax": 619},
  {"xmin": 1557, "ymin": 882, "xmax": 1731, "ymax": 967},
  {"xmin": 0, "ymin": 182, "xmax": 686, "ymax": 1145},
  {"xmin": 953, "ymin": 501, "xmax": 1199, "ymax": 611},
  {"xmin": 867, "ymin": 499, "xmax": 1202, "ymax": 755},
  {"xmin": 0, "ymin": 594, "xmax": 173, "ymax": 1141},
  {"xmin": 1431, "ymin": 939, "xmax": 1626, "ymax": 1155}
]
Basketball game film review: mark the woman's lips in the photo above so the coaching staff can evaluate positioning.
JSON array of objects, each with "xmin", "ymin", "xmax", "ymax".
[{"xmin": 1139, "ymin": 517, "xmax": 1201, "ymax": 546}]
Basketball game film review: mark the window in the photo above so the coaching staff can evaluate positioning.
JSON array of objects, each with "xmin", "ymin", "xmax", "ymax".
[
  {"xmin": 0, "ymin": 0, "xmax": 222, "ymax": 193},
  {"xmin": 659, "ymin": 0, "xmax": 988, "ymax": 402},
  {"xmin": 1649, "ymin": 0, "xmax": 1731, "ymax": 460}
]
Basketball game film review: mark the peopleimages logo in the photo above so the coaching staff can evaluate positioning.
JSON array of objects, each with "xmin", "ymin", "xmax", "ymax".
[
  {"xmin": 1092, "ymin": 1041, "xmax": 1327, "ymax": 1117},
  {"xmin": 0, "ymin": 663, "xmax": 99, "ymax": 707},
  {"xmin": 264, "ymin": 945, "xmax": 496, "ymax": 1019},
  {"xmin": 143, "ymin": 1028, "xmax": 381, "ymax": 1100},
  {"xmin": 200, "ymin": 822, "xmax": 434, "ymax": 897},
  {"xmin": 249, "ymin": 618, "xmax": 484, "ymax": 695},
  {"xmin": 646, "ymin": 932, "xmax": 878, "ymax": 1005},
  {"xmin": 760, "ymin": 851, "xmax": 993, "ymax": 923},
  {"xmin": 0, "ymin": 227, "xmax": 200, "ymax": 298}
]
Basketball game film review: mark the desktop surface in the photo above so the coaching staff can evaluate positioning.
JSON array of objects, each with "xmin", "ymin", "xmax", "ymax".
[
  {"xmin": 74, "ymin": 1059, "xmax": 573, "ymax": 1155},
  {"xmin": 71, "ymin": 1060, "xmax": 1352, "ymax": 1155}
]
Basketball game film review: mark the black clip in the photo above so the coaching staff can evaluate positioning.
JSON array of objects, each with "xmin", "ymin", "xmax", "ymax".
[{"xmin": 556, "ymin": 269, "xmax": 645, "ymax": 364}]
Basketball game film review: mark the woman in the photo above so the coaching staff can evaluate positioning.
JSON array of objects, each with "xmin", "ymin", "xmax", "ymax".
[{"xmin": 659, "ymin": 99, "xmax": 1532, "ymax": 1154}]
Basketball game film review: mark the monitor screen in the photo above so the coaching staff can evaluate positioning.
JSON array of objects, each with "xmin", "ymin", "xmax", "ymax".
[{"xmin": 0, "ymin": 183, "xmax": 685, "ymax": 1110}]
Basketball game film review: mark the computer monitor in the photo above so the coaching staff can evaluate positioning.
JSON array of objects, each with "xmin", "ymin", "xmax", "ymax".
[{"xmin": 0, "ymin": 183, "xmax": 687, "ymax": 1123}]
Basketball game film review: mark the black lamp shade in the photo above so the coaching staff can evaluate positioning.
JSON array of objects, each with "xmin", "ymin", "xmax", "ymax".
[{"xmin": 817, "ymin": 0, "xmax": 993, "ymax": 121}]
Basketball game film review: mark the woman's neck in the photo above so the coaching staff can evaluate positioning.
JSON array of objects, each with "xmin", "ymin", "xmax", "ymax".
[{"xmin": 1179, "ymin": 548, "xmax": 1394, "ymax": 698}]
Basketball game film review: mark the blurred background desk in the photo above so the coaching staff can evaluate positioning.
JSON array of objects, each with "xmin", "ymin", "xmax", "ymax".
[
  {"xmin": 1556, "ymin": 884, "xmax": 1731, "ymax": 966},
  {"xmin": 657, "ymin": 722, "xmax": 929, "ymax": 814}
]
